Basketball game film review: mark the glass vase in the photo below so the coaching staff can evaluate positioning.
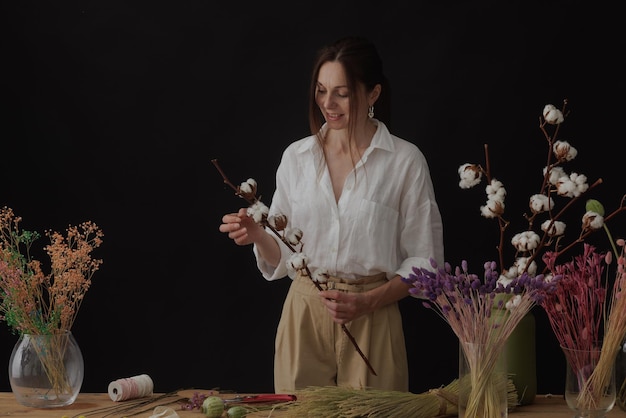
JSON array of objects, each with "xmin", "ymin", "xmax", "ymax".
[
  {"xmin": 458, "ymin": 340, "xmax": 508, "ymax": 418},
  {"xmin": 8, "ymin": 331, "xmax": 84, "ymax": 408},
  {"xmin": 562, "ymin": 345, "xmax": 616, "ymax": 418}
]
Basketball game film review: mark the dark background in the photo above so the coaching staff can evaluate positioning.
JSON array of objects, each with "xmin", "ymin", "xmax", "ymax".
[{"xmin": 1, "ymin": 0, "xmax": 625, "ymax": 397}]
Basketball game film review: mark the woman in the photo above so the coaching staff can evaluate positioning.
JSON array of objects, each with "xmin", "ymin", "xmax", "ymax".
[{"xmin": 219, "ymin": 36, "xmax": 444, "ymax": 392}]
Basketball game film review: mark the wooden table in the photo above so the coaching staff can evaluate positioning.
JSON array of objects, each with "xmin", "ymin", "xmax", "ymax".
[{"xmin": 2, "ymin": 390, "xmax": 626, "ymax": 417}]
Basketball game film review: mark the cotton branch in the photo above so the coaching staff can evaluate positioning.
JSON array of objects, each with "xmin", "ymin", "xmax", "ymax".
[{"xmin": 212, "ymin": 158, "xmax": 377, "ymax": 376}]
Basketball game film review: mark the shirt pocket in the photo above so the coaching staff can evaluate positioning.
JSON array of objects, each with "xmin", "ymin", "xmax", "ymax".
[{"xmin": 348, "ymin": 199, "xmax": 399, "ymax": 270}]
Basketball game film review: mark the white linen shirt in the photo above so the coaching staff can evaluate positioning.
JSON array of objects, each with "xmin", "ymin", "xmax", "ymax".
[{"xmin": 253, "ymin": 121, "xmax": 444, "ymax": 282}]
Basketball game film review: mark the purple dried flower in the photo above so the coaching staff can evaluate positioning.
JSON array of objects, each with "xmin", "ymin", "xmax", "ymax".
[
  {"xmin": 402, "ymin": 257, "xmax": 555, "ymax": 351},
  {"xmin": 180, "ymin": 392, "xmax": 208, "ymax": 411}
]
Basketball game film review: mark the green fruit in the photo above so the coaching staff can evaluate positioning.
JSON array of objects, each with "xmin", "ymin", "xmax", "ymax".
[
  {"xmin": 227, "ymin": 405, "xmax": 247, "ymax": 418},
  {"xmin": 202, "ymin": 396, "xmax": 225, "ymax": 418}
]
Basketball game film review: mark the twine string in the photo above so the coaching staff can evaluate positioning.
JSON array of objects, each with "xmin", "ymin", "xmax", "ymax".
[{"xmin": 108, "ymin": 374, "xmax": 154, "ymax": 402}]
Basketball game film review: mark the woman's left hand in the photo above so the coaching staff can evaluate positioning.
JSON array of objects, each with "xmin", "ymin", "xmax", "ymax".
[{"xmin": 319, "ymin": 290, "xmax": 371, "ymax": 324}]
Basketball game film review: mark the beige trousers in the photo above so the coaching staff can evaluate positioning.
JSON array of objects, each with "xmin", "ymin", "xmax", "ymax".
[{"xmin": 273, "ymin": 272, "xmax": 409, "ymax": 393}]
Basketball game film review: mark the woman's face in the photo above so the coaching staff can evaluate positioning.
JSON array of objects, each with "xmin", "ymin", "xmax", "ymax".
[{"xmin": 315, "ymin": 61, "xmax": 368, "ymax": 131}]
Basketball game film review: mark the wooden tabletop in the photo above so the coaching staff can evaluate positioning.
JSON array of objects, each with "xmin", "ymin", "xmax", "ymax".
[{"xmin": 2, "ymin": 390, "xmax": 626, "ymax": 417}]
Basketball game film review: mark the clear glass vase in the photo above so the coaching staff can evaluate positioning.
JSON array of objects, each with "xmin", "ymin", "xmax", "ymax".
[
  {"xmin": 8, "ymin": 331, "xmax": 84, "ymax": 408},
  {"xmin": 562, "ymin": 345, "xmax": 616, "ymax": 418},
  {"xmin": 458, "ymin": 340, "xmax": 508, "ymax": 418}
]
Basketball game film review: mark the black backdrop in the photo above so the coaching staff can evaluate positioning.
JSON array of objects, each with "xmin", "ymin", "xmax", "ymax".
[{"xmin": 1, "ymin": 0, "xmax": 625, "ymax": 397}]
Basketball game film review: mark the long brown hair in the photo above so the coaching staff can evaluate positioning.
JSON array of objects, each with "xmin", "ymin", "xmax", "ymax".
[{"xmin": 307, "ymin": 36, "xmax": 391, "ymax": 142}]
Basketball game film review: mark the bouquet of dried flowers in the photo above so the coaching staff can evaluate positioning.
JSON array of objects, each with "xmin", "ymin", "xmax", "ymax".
[
  {"xmin": 0, "ymin": 206, "xmax": 103, "ymax": 395},
  {"xmin": 538, "ymin": 238, "xmax": 626, "ymax": 412},
  {"xmin": 404, "ymin": 259, "xmax": 553, "ymax": 416},
  {"xmin": 403, "ymin": 99, "xmax": 626, "ymax": 417}
]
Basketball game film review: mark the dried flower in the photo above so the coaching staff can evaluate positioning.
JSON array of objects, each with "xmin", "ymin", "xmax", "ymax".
[
  {"xmin": 537, "ymin": 242, "xmax": 626, "ymax": 411},
  {"xmin": 529, "ymin": 193, "xmax": 554, "ymax": 214},
  {"xmin": 552, "ymin": 140, "xmax": 577, "ymax": 162},
  {"xmin": 404, "ymin": 99, "xmax": 626, "ymax": 415},
  {"xmin": 511, "ymin": 231, "xmax": 541, "ymax": 252},
  {"xmin": 452, "ymin": 100, "xmax": 624, "ymax": 279},
  {"xmin": 403, "ymin": 258, "xmax": 557, "ymax": 416},
  {"xmin": 480, "ymin": 179, "xmax": 506, "ymax": 218},
  {"xmin": 238, "ymin": 178, "xmax": 257, "ymax": 200},
  {"xmin": 246, "ymin": 201, "xmax": 269, "ymax": 224},
  {"xmin": 312, "ymin": 268, "xmax": 330, "ymax": 283},
  {"xmin": 555, "ymin": 172, "xmax": 588, "ymax": 198},
  {"xmin": 0, "ymin": 206, "xmax": 103, "ymax": 335},
  {"xmin": 287, "ymin": 252, "xmax": 308, "ymax": 272},
  {"xmin": 582, "ymin": 211, "xmax": 604, "ymax": 231},
  {"xmin": 0, "ymin": 206, "xmax": 103, "ymax": 399},
  {"xmin": 180, "ymin": 392, "xmax": 209, "ymax": 411},
  {"xmin": 541, "ymin": 220, "xmax": 566, "ymax": 236},
  {"xmin": 538, "ymin": 243, "xmax": 607, "ymax": 351},
  {"xmin": 404, "ymin": 259, "xmax": 556, "ymax": 344},
  {"xmin": 268, "ymin": 214, "xmax": 288, "ymax": 231},
  {"xmin": 285, "ymin": 228, "xmax": 304, "ymax": 247},
  {"xmin": 543, "ymin": 104, "xmax": 564, "ymax": 124},
  {"xmin": 458, "ymin": 163, "xmax": 482, "ymax": 189}
]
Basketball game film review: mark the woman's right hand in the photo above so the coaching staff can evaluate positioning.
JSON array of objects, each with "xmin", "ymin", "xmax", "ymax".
[{"xmin": 219, "ymin": 207, "xmax": 264, "ymax": 246}]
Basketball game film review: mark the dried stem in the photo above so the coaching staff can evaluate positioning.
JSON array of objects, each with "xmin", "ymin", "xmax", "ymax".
[
  {"xmin": 280, "ymin": 377, "xmax": 518, "ymax": 417},
  {"xmin": 26, "ymin": 333, "xmax": 73, "ymax": 398},
  {"xmin": 460, "ymin": 341, "xmax": 509, "ymax": 417},
  {"xmin": 212, "ymin": 159, "xmax": 377, "ymax": 376}
]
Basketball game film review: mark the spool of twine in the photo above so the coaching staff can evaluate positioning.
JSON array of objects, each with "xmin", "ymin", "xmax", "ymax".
[{"xmin": 108, "ymin": 374, "xmax": 154, "ymax": 401}]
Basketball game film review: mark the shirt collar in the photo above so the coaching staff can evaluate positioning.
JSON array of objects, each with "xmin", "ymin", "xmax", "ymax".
[{"xmin": 294, "ymin": 120, "xmax": 394, "ymax": 155}]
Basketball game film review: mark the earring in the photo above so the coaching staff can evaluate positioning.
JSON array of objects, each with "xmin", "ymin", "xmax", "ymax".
[{"xmin": 368, "ymin": 105, "xmax": 374, "ymax": 118}]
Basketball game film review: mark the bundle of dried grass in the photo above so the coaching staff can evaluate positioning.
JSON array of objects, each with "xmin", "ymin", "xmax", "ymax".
[{"xmin": 279, "ymin": 378, "xmax": 518, "ymax": 417}]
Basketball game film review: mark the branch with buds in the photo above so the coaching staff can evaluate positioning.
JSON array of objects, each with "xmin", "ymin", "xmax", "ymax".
[{"xmin": 212, "ymin": 159, "xmax": 377, "ymax": 376}]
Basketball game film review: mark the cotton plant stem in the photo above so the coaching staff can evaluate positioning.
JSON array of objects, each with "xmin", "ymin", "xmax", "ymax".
[{"xmin": 212, "ymin": 159, "xmax": 377, "ymax": 376}]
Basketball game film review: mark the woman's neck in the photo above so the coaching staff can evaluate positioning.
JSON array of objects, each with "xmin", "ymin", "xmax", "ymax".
[{"xmin": 324, "ymin": 119, "xmax": 377, "ymax": 155}]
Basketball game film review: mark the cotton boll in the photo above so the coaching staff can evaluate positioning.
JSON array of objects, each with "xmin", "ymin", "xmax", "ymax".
[
  {"xmin": 543, "ymin": 104, "xmax": 564, "ymax": 124},
  {"xmin": 458, "ymin": 163, "xmax": 482, "ymax": 189},
  {"xmin": 582, "ymin": 211, "xmax": 604, "ymax": 231},
  {"xmin": 529, "ymin": 194, "xmax": 553, "ymax": 213},
  {"xmin": 287, "ymin": 252, "xmax": 308, "ymax": 271},
  {"xmin": 286, "ymin": 228, "xmax": 303, "ymax": 245},
  {"xmin": 541, "ymin": 220, "xmax": 566, "ymax": 236}
]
